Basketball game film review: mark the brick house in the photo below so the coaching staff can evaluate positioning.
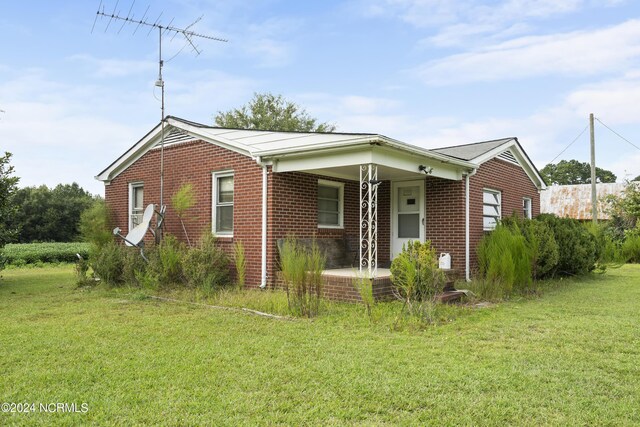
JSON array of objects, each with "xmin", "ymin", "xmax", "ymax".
[{"xmin": 97, "ymin": 116, "xmax": 546, "ymax": 298}]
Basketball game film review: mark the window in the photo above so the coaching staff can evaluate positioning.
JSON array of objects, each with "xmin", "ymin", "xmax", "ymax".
[
  {"xmin": 129, "ymin": 182, "xmax": 144, "ymax": 230},
  {"xmin": 523, "ymin": 197, "xmax": 532, "ymax": 219},
  {"xmin": 318, "ymin": 180, "xmax": 344, "ymax": 228},
  {"xmin": 212, "ymin": 172, "xmax": 234, "ymax": 235},
  {"xmin": 483, "ymin": 189, "xmax": 501, "ymax": 231}
]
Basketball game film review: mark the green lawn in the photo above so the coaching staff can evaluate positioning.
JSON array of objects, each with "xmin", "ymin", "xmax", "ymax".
[{"xmin": 1, "ymin": 265, "xmax": 640, "ymax": 425}]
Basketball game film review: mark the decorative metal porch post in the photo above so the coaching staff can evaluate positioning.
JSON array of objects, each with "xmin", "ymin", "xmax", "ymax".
[{"xmin": 359, "ymin": 164, "xmax": 378, "ymax": 278}]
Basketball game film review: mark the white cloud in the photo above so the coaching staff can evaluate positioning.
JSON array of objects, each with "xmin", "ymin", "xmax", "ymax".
[
  {"xmin": 68, "ymin": 55, "xmax": 156, "ymax": 78},
  {"xmin": 414, "ymin": 19, "xmax": 640, "ymax": 85}
]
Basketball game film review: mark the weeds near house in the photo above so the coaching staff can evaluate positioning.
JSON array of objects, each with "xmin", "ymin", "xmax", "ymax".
[
  {"xmin": 353, "ymin": 272, "xmax": 375, "ymax": 322},
  {"xmin": 390, "ymin": 240, "xmax": 446, "ymax": 326},
  {"xmin": 183, "ymin": 233, "xmax": 230, "ymax": 294},
  {"xmin": 622, "ymin": 234, "xmax": 640, "ymax": 263},
  {"xmin": 171, "ymin": 183, "xmax": 196, "ymax": 247},
  {"xmin": 477, "ymin": 224, "xmax": 533, "ymax": 297},
  {"xmin": 279, "ymin": 236, "xmax": 325, "ymax": 318},
  {"xmin": 234, "ymin": 240, "xmax": 246, "ymax": 289}
]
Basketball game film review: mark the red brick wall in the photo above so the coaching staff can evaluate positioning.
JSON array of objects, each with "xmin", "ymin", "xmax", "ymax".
[
  {"xmin": 104, "ymin": 140, "xmax": 539, "ymax": 288},
  {"xmin": 425, "ymin": 158, "xmax": 540, "ymax": 273},
  {"xmin": 105, "ymin": 140, "xmax": 265, "ymax": 285},
  {"xmin": 268, "ymin": 173, "xmax": 391, "ymax": 275},
  {"xmin": 105, "ymin": 141, "xmax": 392, "ymax": 288}
]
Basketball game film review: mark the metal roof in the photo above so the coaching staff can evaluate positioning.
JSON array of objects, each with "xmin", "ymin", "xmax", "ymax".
[
  {"xmin": 540, "ymin": 183, "xmax": 630, "ymax": 220},
  {"xmin": 95, "ymin": 117, "xmax": 544, "ymax": 189},
  {"xmin": 432, "ymin": 138, "xmax": 515, "ymax": 161}
]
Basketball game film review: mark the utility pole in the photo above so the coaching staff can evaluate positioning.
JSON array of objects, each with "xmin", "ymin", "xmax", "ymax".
[{"xmin": 589, "ymin": 113, "xmax": 597, "ymax": 224}]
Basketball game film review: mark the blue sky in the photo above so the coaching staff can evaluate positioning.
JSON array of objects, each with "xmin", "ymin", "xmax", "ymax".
[{"xmin": 2, "ymin": 0, "xmax": 640, "ymax": 195}]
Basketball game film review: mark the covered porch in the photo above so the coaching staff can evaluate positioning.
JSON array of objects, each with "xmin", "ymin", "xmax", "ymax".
[{"xmin": 265, "ymin": 139, "xmax": 476, "ymax": 280}]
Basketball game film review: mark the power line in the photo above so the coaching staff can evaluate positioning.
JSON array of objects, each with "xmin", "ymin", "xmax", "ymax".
[
  {"xmin": 595, "ymin": 117, "xmax": 640, "ymax": 152},
  {"xmin": 549, "ymin": 124, "xmax": 589, "ymax": 164}
]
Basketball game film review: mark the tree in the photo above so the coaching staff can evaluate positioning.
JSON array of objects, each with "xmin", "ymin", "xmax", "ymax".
[
  {"xmin": 0, "ymin": 152, "xmax": 20, "ymax": 248},
  {"xmin": 540, "ymin": 159, "xmax": 617, "ymax": 185},
  {"xmin": 9, "ymin": 183, "xmax": 95, "ymax": 242},
  {"xmin": 633, "ymin": 175, "xmax": 640, "ymax": 182},
  {"xmin": 214, "ymin": 92, "xmax": 336, "ymax": 132}
]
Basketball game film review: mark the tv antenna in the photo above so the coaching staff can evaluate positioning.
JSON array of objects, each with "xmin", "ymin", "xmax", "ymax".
[{"xmin": 92, "ymin": 1, "xmax": 227, "ymax": 238}]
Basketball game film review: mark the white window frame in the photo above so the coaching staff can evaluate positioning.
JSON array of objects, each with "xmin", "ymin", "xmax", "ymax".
[
  {"xmin": 523, "ymin": 197, "xmax": 532, "ymax": 219},
  {"xmin": 483, "ymin": 188, "xmax": 502, "ymax": 231},
  {"xmin": 318, "ymin": 179, "xmax": 344, "ymax": 229},
  {"xmin": 128, "ymin": 182, "xmax": 144, "ymax": 231},
  {"xmin": 212, "ymin": 171, "xmax": 234, "ymax": 237}
]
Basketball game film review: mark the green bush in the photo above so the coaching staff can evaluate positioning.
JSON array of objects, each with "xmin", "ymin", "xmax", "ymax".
[
  {"xmin": 390, "ymin": 240, "xmax": 445, "ymax": 302},
  {"xmin": 502, "ymin": 215, "xmax": 559, "ymax": 280},
  {"xmin": 279, "ymin": 236, "xmax": 325, "ymax": 318},
  {"xmin": 183, "ymin": 233, "xmax": 230, "ymax": 293},
  {"xmin": 537, "ymin": 214, "xmax": 596, "ymax": 276},
  {"xmin": 622, "ymin": 234, "xmax": 640, "ymax": 263},
  {"xmin": 91, "ymin": 241, "xmax": 125, "ymax": 286},
  {"xmin": 477, "ymin": 224, "xmax": 533, "ymax": 297},
  {"xmin": 79, "ymin": 199, "xmax": 113, "ymax": 248},
  {"xmin": 584, "ymin": 222, "xmax": 624, "ymax": 268},
  {"xmin": 147, "ymin": 235, "xmax": 185, "ymax": 287}
]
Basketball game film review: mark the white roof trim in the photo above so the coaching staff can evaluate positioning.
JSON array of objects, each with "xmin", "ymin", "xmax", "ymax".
[
  {"xmin": 472, "ymin": 139, "xmax": 546, "ymax": 190},
  {"xmin": 96, "ymin": 117, "xmax": 479, "ymax": 183}
]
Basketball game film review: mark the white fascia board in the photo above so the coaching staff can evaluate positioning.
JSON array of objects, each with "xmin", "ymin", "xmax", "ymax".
[
  {"xmin": 96, "ymin": 119, "xmax": 255, "ymax": 183},
  {"xmin": 273, "ymin": 148, "xmax": 375, "ymax": 173},
  {"xmin": 372, "ymin": 146, "xmax": 463, "ymax": 181},
  {"xmin": 96, "ymin": 122, "xmax": 165, "ymax": 182},
  {"xmin": 272, "ymin": 145, "xmax": 467, "ymax": 181},
  {"xmin": 472, "ymin": 139, "xmax": 546, "ymax": 190},
  {"xmin": 257, "ymin": 135, "xmax": 476, "ymax": 170}
]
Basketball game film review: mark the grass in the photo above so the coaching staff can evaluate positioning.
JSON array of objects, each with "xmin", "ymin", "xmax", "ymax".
[
  {"xmin": 1, "ymin": 265, "xmax": 640, "ymax": 425},
  {"xmin": 3, "ymin": 242, "xmax": 91, "ymax": 266}
]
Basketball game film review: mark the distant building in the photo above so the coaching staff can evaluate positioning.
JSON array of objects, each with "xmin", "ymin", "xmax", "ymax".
[{"xmin": 540, "ymin": 183, "xmax": 630, "ymax": 220}]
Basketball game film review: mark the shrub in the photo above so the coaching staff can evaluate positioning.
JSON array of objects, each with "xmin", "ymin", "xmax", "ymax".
[
  {"xmin": 391, "ymin": 240, "xmax": 445, "ymax": 302},
  {"xmin": 390, "ymin": 241, "xmax": 450, "ymax": 326},
  {"xmin": 477, "ymin": 224, "xmax": 533, "ymax": 297},
  {"xmin": 183, "ymin": 233, "xmax": 230, "ymax": 293},
  {"xmin": 502, "ymin": 215, "xmax": 559, "ymax": 280},
  {"xmin": 279, "ymin": 236, "xmax": 325, "ymax": 318},
  {"xmin": 148, "ymin": 235, "xmax": 185, "ymax": 287},
  {"xmin": 91, "ymin": 241, "xmax": 125, "ymax": 286},
  {"xmin": 584, "ymin": 222, "xmax": 624, "ymax": 268},
  {"xmin": 537, "ymin": 214, "xmax": 597, "ymax": 276},
  {"xmin": 79, "ymin": 199, "xmax": 113, "ymax": 248},
  {"xmin": 234, "ymin": 240, "xmax": 246, "ymax": 289},
  {"xmin": 622, "ymin": 234, "xmax": 640, "ymax": 263}
]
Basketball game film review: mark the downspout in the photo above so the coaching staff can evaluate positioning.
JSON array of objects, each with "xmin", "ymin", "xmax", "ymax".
[
  {"xmin": 256, "ymin": 157, "xmax": 268, "ymax": 289},
  {"xmin": 464, "ymin": 169, "xmax": 478, "ymax": 282}
]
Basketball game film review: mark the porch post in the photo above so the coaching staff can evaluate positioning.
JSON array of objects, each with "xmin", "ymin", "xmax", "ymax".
[{"xmin": 359, "ymin": 164, "xmax": 378, "ymax": 278}]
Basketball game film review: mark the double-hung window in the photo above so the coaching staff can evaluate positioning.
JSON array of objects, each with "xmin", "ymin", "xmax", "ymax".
[
  {"xmin": 129, "ymin": 182, "xmax": 144, "ymax": 230},
  {"xmin": 523, "ymin": 197, "xmax": 532, "ymax": 219},
  {"xmin": 318, "ymin": 180, "xmax": 344, "ymax": 228},
  {"xmin": 212, "ymin": 171, "xmax": 234, "ymax": 236},
  {"xmin": 483, "ymin": 189, "xmax": 501, "ymax": 231}
]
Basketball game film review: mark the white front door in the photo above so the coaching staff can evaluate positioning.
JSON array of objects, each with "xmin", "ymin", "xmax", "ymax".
[{"xmin": 392, "ymin": 180, "xmax": 425, "ymax": 258}]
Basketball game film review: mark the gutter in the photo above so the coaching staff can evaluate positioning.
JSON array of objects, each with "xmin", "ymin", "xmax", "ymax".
[
  {"xmin": 464, "ymin": 168, "xmax": 478, "ymax": 282},
  {"xmin": 256, "ymin": 156, "xmax": 269, "ymax": 289}
]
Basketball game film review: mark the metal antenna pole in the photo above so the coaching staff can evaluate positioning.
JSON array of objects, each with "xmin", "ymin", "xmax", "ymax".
[
  {"xmin": 92, "ymin": 3, "xmax": 227, "ymax": 242},
  {"xmin": 158, "ymin": 27, "xmax": 165, "ymax": 211},
  {"xmin": 589, "ymin": 113, "xmax": 597, "ymax": 224}
]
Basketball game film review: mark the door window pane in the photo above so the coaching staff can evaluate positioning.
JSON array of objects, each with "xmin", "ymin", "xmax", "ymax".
[{"xmin": 398, "ymin": 213, "xmax": 419, "ymax": 238}]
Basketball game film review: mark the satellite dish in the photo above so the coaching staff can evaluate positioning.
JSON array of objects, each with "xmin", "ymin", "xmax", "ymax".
[{"xmin": 125, "ymin": 204, "xmax": 155, "ymax": 246}]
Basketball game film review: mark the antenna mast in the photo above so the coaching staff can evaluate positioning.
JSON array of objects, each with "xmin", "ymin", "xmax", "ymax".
[{"xmin": 93, "ymin": 2, "xmax": 227, "ymax": 233}]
